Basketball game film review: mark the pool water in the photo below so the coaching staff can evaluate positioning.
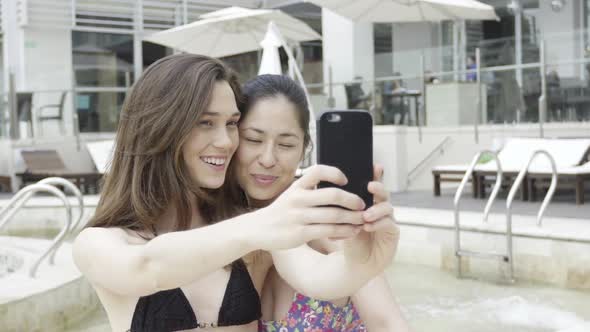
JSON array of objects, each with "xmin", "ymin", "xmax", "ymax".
[
  {"xmin": 388, "ymin": 264, "xmax": 590, "ymax": 332},
  {"xmin": 63, "ymin": 263, "xmax": 590, "ymax": 332}
]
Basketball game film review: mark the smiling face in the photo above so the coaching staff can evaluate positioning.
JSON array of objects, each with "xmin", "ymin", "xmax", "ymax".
[
  {"xmin": 181, "ymin": 80, "xmax": 241, "ymax": 189},
  {"xmin": 236, "ymin": 95, "xmax": 305, "ymax": 204}
]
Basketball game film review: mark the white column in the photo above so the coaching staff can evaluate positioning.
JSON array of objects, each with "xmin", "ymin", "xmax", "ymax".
[
  {"xmin": 322, "ymin": 8, "xmax": 374, "ymax": 109},
  {"xmin": 2, "ymin": 0, "xmax": 26, "ymax": 92},
  {"xmin": 133, "ymin": 0, "xmax": 144, "ymax": 83}
]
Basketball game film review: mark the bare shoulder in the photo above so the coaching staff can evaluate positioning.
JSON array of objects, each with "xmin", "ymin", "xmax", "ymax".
[
  {"xmin": 74, "ymin": 227, "xmax": 136, "ymax": 250},
  {"xmin": 72, "ymin": 227, "xmax": 146, "ymax": 272}
]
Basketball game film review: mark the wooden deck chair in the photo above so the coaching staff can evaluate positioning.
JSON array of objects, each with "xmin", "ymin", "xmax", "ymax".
[{"xmin": 16, "ymin": 149, "xmax": 102, "ymax": 194}]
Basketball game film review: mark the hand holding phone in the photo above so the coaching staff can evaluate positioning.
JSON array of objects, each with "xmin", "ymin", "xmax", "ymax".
[{"xmin": 316, "ymin": 110, "xmax": 373, "ymax": 209}]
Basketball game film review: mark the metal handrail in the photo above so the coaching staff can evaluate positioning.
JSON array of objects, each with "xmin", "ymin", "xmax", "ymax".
[
  {"xmin": 36, "ymin": 178, "xmax": 85, "ymax": 263},
  {"xmin": 506, "ymin": 150, "xmax": 558, "ymax": 228},
  {"xmin": 538, "ymin": 40, "xmax": 547, "ymax": 138},
  {"xmin": 407, "ymin": 136, "xmax": 453, "ymax": 185},
  {"xmin": 0, "ymin": 183, "xmax": 72, "ymax": 278},
  {"xmin": 37, "ymin": 177, "xmax": 85, "ymax": 234},
  {"xmin": 453, "ymin": 150, "xmax": 502, "ymax": 278}
]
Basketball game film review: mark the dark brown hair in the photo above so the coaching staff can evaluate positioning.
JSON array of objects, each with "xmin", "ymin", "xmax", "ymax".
[
  {"xmin": 89, "ymin": 54, "xmax": 243, "ymax": 235},
  {"xmin": 241, "ymin": 74, "xmax": 311, "ymax": 150}
]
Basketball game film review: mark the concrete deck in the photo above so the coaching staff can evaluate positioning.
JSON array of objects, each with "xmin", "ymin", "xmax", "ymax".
[{"xmin": 391, "ymin": 189, "xmax": 590, "ymax": 220}]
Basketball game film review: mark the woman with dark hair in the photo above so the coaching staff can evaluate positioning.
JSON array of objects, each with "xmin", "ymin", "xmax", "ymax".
[
  {"xmin": 73, "ymin": 55, "xmax": 395, "ymax": 332},
  {"xmin": 233, "ymin": 74, "xmax": 409, "ymax": 331}
]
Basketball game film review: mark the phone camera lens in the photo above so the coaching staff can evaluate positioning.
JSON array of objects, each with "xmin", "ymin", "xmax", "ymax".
[{"xmin": 328, "ymin": 114, "xmax": 341, "ymax": 123}]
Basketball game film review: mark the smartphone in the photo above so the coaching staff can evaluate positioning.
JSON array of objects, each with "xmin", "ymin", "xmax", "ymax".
[{"xmin": 316, "ymin": 110, "xmax": 373, "ymax": 209}]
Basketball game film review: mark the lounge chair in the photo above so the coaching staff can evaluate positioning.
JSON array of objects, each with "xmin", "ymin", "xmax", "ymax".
[
  {"xmin": 432, "ymin": 138, "xmax": 541, "ymax": 197},
  {"xmin": 85, "ymin": 140, "xmax": 115, "ymax": 174},
  {"xmin": 15, "ymin": 149, "xmax": 102, "ymax": 194},
  {"xmin": 0, "ymin": 176, "xmax": 12, "ymax": 192},
  {"xmin": 432, "ymin": 138, "xmax": 590, "ymax": 200},
  {"xmin": 476, "ymin": 138, "xmax": 590, "ymax": 200},
  {"xmin": 528, "ymin": 161, "xmax": 590, "ymax": 205}
]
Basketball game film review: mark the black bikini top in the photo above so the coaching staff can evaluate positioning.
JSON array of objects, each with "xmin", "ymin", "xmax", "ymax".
[{"xmin": 129, "ymin": 259, "xmax": 261, "ymax": 331}]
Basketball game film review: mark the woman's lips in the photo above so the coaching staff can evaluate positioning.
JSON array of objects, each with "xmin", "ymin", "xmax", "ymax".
[{"xmin": 252, "ymin": 174, "xmax": 278, "ymax": 186}]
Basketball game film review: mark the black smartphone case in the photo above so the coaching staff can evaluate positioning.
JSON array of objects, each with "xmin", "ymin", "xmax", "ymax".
[{"xmin": 317, "ymin": 110, "xmax": 373, "ymax": 208}]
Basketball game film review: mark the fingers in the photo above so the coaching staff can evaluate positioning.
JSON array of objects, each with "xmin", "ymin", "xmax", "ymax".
[
  {"xmin": 302, "ymin": 224, "xmax": 361, "ymax": 242},
  {"xmin": 292, "ymin": 165, "xmax": 347, "ymax": 190},
  {"xmin": 362, "ymin": 218, "xmax": 399, "ymax": 233},
  {"xmin": 302, "ymin": 207, "xmax": 365, "ymax": 225},
  {"xmin": 373, "ymin": 164, "xmax": 384, "ymax": 182},
  {"xmin": 362, "ymin": 201, "xmax": 393, "ymax": 222},
  {"xmin": 368, "ymin": 181, "xmax": 389, "ymax": 204},
  {"xmin": 299, "ymin": 187, "xmax": 365, "ymax": 211}
]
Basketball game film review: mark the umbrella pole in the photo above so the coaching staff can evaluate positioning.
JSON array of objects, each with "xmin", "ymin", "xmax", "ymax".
[
  {"xmin": 328, "ymin": 65, "xmax": 334, "ymax": 109},
  {"xmin": 268, "ymin": 22, "xmax": 315, "ymax": 121}
]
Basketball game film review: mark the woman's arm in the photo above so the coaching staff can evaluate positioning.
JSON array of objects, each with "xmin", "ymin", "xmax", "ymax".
[
  {"xmin": 73, "ymin": 165, "xmax": 365, "ymax": 297},
  {"xmin": 73, "ymin": 213, "xmax": 262, "ymax": 297},
  {"xmin": 352, "ymin": 274, "xmax": 412, "ymax": 332}
]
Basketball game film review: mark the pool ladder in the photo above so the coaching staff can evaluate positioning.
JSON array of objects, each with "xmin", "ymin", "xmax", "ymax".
[
  {"xmin": 0, "ymin": 177, "xmax": 85, "ymax": 278},
  {"xmin": 454, "ymin": 150, "xmax": 558, "ymax": 282}
]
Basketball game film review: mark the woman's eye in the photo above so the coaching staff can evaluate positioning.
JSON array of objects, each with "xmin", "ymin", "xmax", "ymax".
[
  {"xmin": 279, "ymin": 144, "xmax": 295, "ymax": 149},
  {"xmin": 199, "ymin": 120, "xmax": 213, "ymax": 127},
  {"xmin": 246, "ymin": 138, "xmax": 262, "ymax": 144},
  {"xmin": 227, "ymin": 121, "xmax": 239, "ymax": 127}
]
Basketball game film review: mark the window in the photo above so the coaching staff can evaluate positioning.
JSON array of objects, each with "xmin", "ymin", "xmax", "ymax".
[
  {"xmin": 72, "ymin": 31, "xmax": 132, "ymax": 132},
  {"xmin": 72, "ymin": 31, "xmax": 134, "ymax": 87}
]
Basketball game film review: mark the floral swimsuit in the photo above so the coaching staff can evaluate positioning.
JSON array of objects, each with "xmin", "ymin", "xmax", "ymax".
[{"xmin": 258, "ymin": 293, "xmax": 367, "ymax": 332}]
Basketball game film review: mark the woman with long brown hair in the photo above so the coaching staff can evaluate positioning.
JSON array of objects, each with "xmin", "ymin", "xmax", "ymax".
[{"xmin": 73, "ymin": 54, "xmax": 395, "ymax": 332}]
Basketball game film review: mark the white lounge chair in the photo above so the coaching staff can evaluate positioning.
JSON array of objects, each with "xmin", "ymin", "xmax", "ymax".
[
  {"xmin": 86, "ymin": 140, "xmax": 115, "ymax": 175},
  {"xmin": 432, "ymin": 138, "xmax": 590, "ymax": 201}
]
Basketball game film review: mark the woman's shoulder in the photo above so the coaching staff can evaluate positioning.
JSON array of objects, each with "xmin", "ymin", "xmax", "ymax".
[
  {"xmin": 73, "ymin": 227, "xmax": 148, "ymax": 264},
  {"xmin": 76, "ymin": 226, "xmax": 148, "ymax": 245}
]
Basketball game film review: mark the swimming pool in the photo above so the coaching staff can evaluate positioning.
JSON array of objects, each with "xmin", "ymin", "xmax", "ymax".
[
  {"xmin": 389, "ymin": 264, "xmax": 590, "ymax": 332},
  {"xmin": 63, "ymin": 262, "xmax": 590, "ymax": 332}
]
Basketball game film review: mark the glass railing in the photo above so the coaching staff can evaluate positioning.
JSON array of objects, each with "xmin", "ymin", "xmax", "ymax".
[
  {"xmin": 308, "ymin": 29, "xmax": 590, "ymax": 127},
  {"xmin": 1, "ymin": 86, "xmax": 128, "ymax": 141},
  {"xmin": 0, "ymin": 93, "xmax": 9, "ymax": 139}
]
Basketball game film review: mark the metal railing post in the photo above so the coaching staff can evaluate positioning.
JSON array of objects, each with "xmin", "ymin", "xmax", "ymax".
[
  {"xmin": 0, "ymin": 183, "xmax": 72, "ymax": 278},
  {"xmin": 418, "ymin": 53, "xmax": 424, "ymax": 143},
  {"xmin": 8, "ymin": 72, "xmax": 19, "ymax": 139},
  {"xmin": 71, "ymin": 70, "xmax": 81, "ymax": 151},
  {"xmin": 538, "ymin": 40, "xmax": 547, "ymax": 138},
  {"xmin": 475, "ymin": 48, "xmax": 481, "ymax": 143},
  {"xmin": 327, "ymin": 65, "xmax": 335, "ymax": 109},
  {"xmin": 453, "ymin": 150, "xmax": 502, "ymax": 278},
  {"xmin": 505, "ymin": 150, "xmax": 557, "ymax": 281},
  {"xmin": 36, "ymin": 177, "xmax": 85, "ymax": 263}
]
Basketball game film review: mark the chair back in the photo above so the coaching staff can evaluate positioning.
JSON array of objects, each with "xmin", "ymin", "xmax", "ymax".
[
  {"xmin": 344, "ymin": 83, "xmax": 365, "ymax": 109},
  {"xmin": 86, "ymin": 140, "xmax": 115, "ymax": 174},
  {"xmin": 57, "ymin": 91, "xmax": 67, "ymax": 118}
]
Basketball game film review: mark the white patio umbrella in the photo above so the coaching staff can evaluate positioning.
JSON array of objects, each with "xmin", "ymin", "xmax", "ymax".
[
  {"xmin": 144, "ymin": 6, "xmax": 321, "ymax": 58},
  {"xmin": 304, "ymin": 0, "xmax": 498, "ymax": 22},
  {"xmin": 258, "ymin": 23, "xmax": 283, "ymax": 75}
]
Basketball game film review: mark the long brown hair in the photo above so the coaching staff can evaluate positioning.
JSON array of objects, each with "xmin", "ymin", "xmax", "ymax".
[{"xmin": 89, "ymin": 54, "xmax": 243, "ymax": 234}]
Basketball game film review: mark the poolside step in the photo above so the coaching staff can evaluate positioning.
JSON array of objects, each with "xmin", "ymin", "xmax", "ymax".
[{"xmin": 456, "ymin": 249, "xmax": 510, "ymax": 262}]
